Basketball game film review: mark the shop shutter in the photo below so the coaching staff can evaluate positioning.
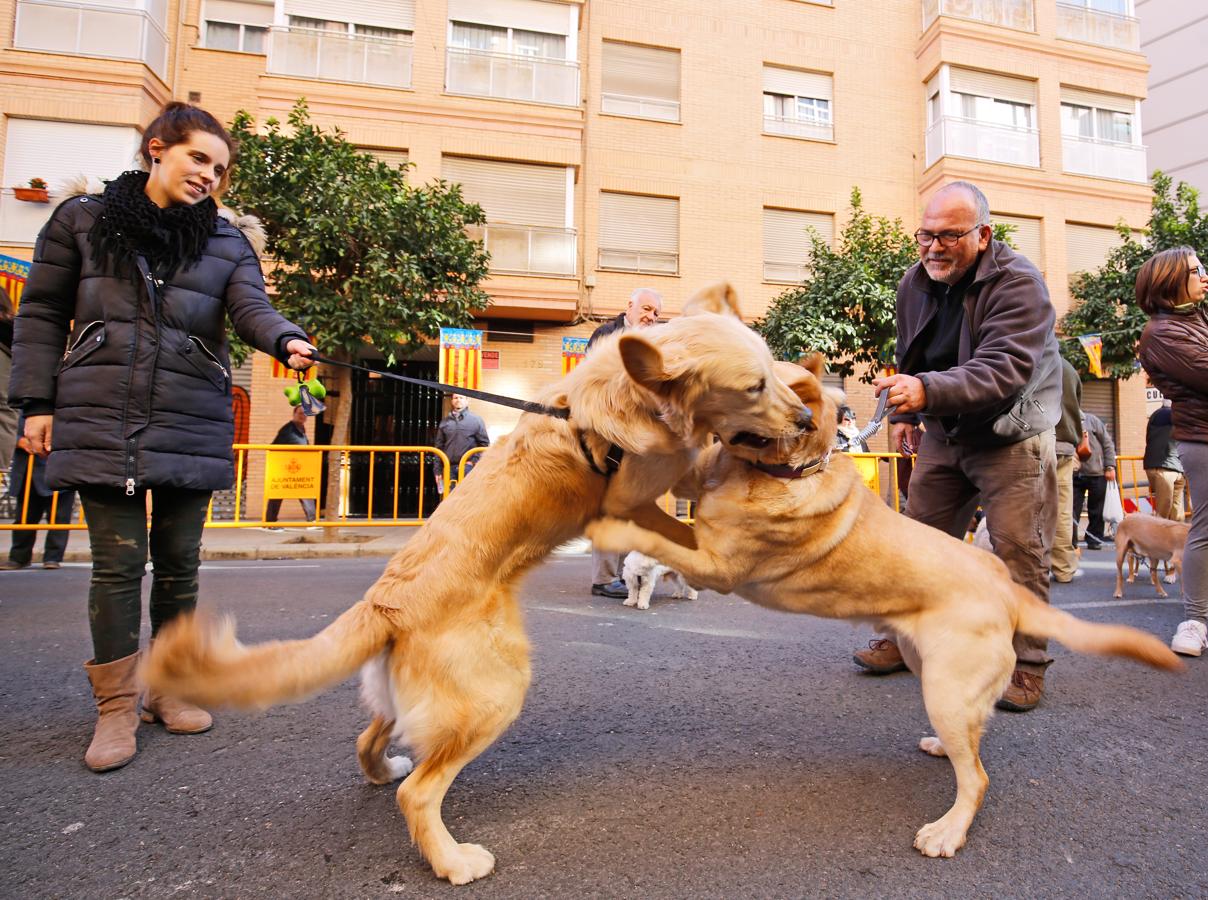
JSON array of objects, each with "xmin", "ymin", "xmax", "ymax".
[
  {"xmin": 763, "ymin": 66, "xmax": 833, "ymax": 101},
  {"xmin": 446, "ymin": 0, "xmax": 573, "ymax": 35},
  {"xmin": 284, "ymin": 0, "xmax": 415, "ymax": 30},
  {"xmin": 1060, "ymin": 86, "xmax": 1135, "ymax": 114},
  {"xmin": 949, "ymin": 68, "xmax": 1036, "ymax": 104},
  {"xmin": 763, "ymin": 208, "xmax": 833, "ymax": 265},
  {"xmin": 599, "ymin": 192, "xmax": 678, "ymax": 253},
  {"xmin": 601, "ymin": 42, "xmax": 679, "ymax": 103},
  {"xmin": 993, "ymin": 214, "xmax": 1043, "ymax": 269},
  {"xmin": 1081, "ymin": 378, "xmax": 1117, "ymax": 446},
  {"xmin": 1065, "ymin": 222, "xmax": 1124, "ymax": 276},
  {"xmin": 441, "ymin": 157, "xmax": 567, "ymax": 227}
]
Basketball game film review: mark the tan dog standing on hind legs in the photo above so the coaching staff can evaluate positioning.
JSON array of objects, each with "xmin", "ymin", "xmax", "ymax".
[
  {"xmin": 141, "ymin": 283, "xmax": 814, "ymax": 885},
  {"xmin": 588, "ymin": 356, "xmax": 1182, "ymax": 859},
  {"xmin": 1113, "ymin": 512, "xmax": 1191, "ymax": 599}
]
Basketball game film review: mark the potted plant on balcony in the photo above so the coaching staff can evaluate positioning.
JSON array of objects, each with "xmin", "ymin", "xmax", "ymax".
[{"xmin": 13, "ymin": 178, "xmax": 49, "ymax": 203}]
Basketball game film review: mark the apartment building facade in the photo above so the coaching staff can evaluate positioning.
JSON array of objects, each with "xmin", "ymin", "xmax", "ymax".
[{"xmin": 0, "ymin": 0, "xmax": 1153, "ymax": 464}]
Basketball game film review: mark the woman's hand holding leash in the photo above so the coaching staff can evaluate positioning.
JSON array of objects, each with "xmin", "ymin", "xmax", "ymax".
[{"xmin": 286, "ymin": 339, "xmax": 318, "ymax": 370}]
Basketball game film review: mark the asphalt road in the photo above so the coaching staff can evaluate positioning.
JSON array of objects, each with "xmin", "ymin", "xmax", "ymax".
[{"xmin": 1, "ymin": 549, "xmax": 1206, "ymax": 899}]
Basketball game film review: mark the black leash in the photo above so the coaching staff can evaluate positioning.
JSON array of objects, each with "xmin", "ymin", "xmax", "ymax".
[{"xmin": 305, "ymin": 352, "xmax": 571, "ymax": 420}]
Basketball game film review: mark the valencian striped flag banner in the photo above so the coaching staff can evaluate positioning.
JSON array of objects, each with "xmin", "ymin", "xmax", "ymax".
[
  {"xmin": 561, "ymin": 337, "xmax": 588, "ymax": 375},
  {"xmin": 1077, "ymin": 333, "xmax": 1105, "ymax": 378},
  {"xmin": 439, "ymin": 327, "xmax": 483, "ymax": 390},
  {"xmin": 0, "ymin": 254, "xmax": 31, "ymax": 309}
]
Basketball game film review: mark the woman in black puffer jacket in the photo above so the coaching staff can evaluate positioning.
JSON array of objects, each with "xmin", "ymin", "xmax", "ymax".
[{"xmin": 8, "ymin": 103, "xmax": 316, "ymax": 772}]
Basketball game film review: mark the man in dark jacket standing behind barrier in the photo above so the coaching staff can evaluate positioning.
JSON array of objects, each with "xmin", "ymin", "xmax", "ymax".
[
  {"xmin": 854, "ymin": 181, "xmax": 1061, "ymax": 712},
  {"xmin": 433, "ymin": 394, "xmax": 490, "ymax": 492}
]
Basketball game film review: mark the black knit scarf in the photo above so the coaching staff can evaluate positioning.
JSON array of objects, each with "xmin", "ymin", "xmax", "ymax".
[{"xmin": 88, "ymin": 170, "xmax": 217, "ymax": 281}]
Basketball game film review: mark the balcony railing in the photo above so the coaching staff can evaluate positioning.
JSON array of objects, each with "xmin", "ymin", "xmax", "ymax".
[
  {"xmin": 922, "ymin": 0, "xmax": 1035, "ymax": 32},
  {"xmin": 1055, "ymin": 2, "xmax": 1140, "ymax": 51},
  {"xmin": 446, "ymin": 47, "xmax": 579, "ymax": 107},
  {"xmin": 925, "ymin": 115, "xmax": 1039, "ymax": 168},
  {"xmin": 1063, "ymin": 136, "xmax": 1147, "ymax": 182},
  {"xmin": 469, "ymin": 223, "xmax": 576, "ymax": 276},
  {"xmin": 598, "ymin": 248, "xmax": 678, "ymax": 275},
  {"xmin": 267, "ymin": 26, "xmax": 413, "ymax": 88},
  {"xmin": 13, "ymin": 0, "xmax": 169, "ymax": 79},
  {"xmin": 763, "ymin": 114, "xmax": 834, "ymax": 142},
  {"xmin": 601, "ymin": 93, "xmax": 680, "ymax": 122}
]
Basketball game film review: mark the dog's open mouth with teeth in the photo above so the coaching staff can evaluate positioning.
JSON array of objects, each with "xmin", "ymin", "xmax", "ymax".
[{"xmin": 728, "ymin": 431, "xmax": 773, "ymax": 448}]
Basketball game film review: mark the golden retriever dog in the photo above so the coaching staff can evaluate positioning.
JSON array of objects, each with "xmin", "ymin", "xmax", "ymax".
[
  {"xmin": 587, "ymin": 356, "xmax": 1182, "ymax": 860},
  {"xmin": 142, "ymin": 284, "xmax": 813, "ymax": 885},
  {"xmin": 1113, "ymin": 512, "xmax": 1191, "ymax": 599}
]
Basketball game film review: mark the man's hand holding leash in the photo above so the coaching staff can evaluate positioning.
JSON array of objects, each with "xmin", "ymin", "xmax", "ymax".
[{"xmin": 874, "ymin": 373, "xmax": 926, "ymax": 454}]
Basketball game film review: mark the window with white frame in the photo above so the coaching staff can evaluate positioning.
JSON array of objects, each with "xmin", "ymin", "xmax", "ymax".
[
  {"xmin": 925, "ymin": 67, "xmax": 1039, "ymax": 168},
  {"xmin": 1066, "ymin": 0, "xmax": 1132, "ymax": 13},
  {"xmin": 1060, "ymin": 89, "xmax": 1136, "ymax": 144},
  {"xmin": 203, "ymin": 0, "xmax": 272, "ymax": 53},
  {"xmin": 763, "ymin": 66, "xmax": 834, "ymax": 141},
  {"xmin": 441, "ymin": 156, "xmax": 575, "ymax": 276},
  {"xmin": 763, "ymin": 208, "xmax": 834, "ymax": 283},
  {"xmin": 601, "ymin": 41, "xmax": 680, "ymax": 122},
  {"xmin": 598, "ymin": 192, "xmax": 679, "ymax": 275},
  {"xmin": 2, "ymin": 119, "xmax": 140, "ymax": 245},
  {"xmin": 449, "ymin": 21, "xmax": 566, "ymax": 59}
]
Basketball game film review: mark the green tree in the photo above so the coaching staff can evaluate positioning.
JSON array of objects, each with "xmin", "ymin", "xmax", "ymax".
[
  {"xmin": 1059, "ymin": 172, "xmax": 1208, "ymax": 379},
  {"xmin": 225, "ymin": 100, "xmax": 490, "ymax": 515},
  {"xmin": 754, "ymin": 188, "xmax": 1017, "ymax": 382}
]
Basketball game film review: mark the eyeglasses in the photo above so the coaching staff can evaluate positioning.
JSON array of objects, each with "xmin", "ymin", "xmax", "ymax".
[
  {"xmin": 1189, "ymin": 264, "xmax": 1206, "ymax": 278},
  {"xmin": 913, "ymin": 225, "xmax": 984, "ymax": 249}
]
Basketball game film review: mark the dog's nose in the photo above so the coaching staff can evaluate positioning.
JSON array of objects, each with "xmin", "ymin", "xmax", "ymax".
[{"xmin": 796, "ymin": 407, "xmax": 814, "ymax": 431}]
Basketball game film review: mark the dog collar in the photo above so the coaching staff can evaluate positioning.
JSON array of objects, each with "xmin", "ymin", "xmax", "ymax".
[
  {"xmin": 580, "ymin": 433, "xmax": 625, "ymax": 477},
  {"xmin": 751, "ymin": 451, "xmax": 831, "ymax": 479}
]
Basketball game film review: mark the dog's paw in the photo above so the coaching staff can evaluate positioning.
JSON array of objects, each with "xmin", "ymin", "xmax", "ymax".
[
  {"xmin": 622, "ymin": 596, "xmax": 638, "ymax": 607},
  {"xmin": 585, "ymin": 517, "xmax": 633, "ymax": 552},
  {"xmin": 434, "ymin": 843, "xmax": 496, "ymax": 885},
  {"xmin": 1164, "ymin": 573, "xmax": 1178, "ymax": 584},
  {"xmin": 914, "ymin": 816, "xmax": 968, "ymax": 858},
  {"xmin": 385, "ymin": 754, "xmax": 413, "ymax": 781},
  {"xmin": 918, "ymin": 736, "xmax": 947, "ymax": 758},
  {"xmin": 636, "ymin": 599, "xmax": 650, "ymax": 610},
  {"xmin": 1112, "ymin": 590, "xmax": 1123, "ymax": 599}
]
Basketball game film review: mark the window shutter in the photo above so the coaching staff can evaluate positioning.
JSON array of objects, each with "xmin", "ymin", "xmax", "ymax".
[
  {"xmin": 763, "ymin": 65, "xmax": 832, "ymax": 101},
  {"xmin": 1065, "ymin": 223, "xmax": 1124, "ymax": 276},
  {"xmin": 993, "ymin": 214, "xmax": 1043, "ymax": 269},
  {"xmin": 1081, "ymin": 379, "xmax": 1117, "ymax": 446},
  {"xmin": 446, "ymin": 0, "xmax": 572, "ymax": 35},
  {"xmin": 763, "ymin": 208, "xmax": 833, "ymax": 267},
  {"xmin": 602, "ymin": 42, "xmax": 679, "ymax": 103},
  {"xmin": 1060, "ymin": 86, "xmax": 1135, "ymax": 114},
  {"xmin": 2, "ymin": 119, "xmax": 140, "ymax": 188},
  {"xmin": 441, "ymin": 157, "xmax": 567, "ymax": 227},
  {"xmin": 949, "ymin": 68, "xmax": 1036, "ymax": 105},
  {"xmin": 365, "ymin": 148, "xmax": 409, "ymax": 170},
  {"xmin": 284, "ymin": 0, "xmax": 415, "ymax": 30},
  {"xmin": 599, "ymin": 192, "xmax": 678, "ymax": 253},
  {"xmin": 204, "ymin": 0, "xmax": 273, "ymax": 26}
]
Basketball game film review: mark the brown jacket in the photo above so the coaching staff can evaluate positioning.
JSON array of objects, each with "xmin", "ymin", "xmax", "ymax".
[
  {"xmin": 1139, "ymin": 307, "xmax": 1208, "ymax": 443},
  {"xmin": 890, "ymin": 239, "xmax": 1062, "ymax": 446}
]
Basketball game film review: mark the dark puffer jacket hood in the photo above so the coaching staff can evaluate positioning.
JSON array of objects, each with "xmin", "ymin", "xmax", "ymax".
[{"xmin": 9, "ymin": 189, "xmax": 306, "ymax": 492}]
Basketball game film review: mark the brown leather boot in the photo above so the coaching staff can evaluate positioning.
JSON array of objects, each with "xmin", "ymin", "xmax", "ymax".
[
  {"xmin": 996, "ymin": 668, "xmax": 1044, "ymax": 712},
  {"xmin": 853, "ymin": 638, "xmax": 908, "ymax": 674},
  {"xmin": 140, "ymin": 689, "xmax": 213, "ymax": 734},
  {"xmin": 83, "ymin": 653, "xmax": 141, "ymax": 772}
]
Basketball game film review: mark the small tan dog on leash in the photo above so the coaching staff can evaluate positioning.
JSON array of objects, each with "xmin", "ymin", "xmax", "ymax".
[{"xmin": 1113, "ymin": 512, "xmax": 1191, "ymax": 599}]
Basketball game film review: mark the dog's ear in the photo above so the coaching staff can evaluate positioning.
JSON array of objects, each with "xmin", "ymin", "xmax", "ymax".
[
  {"xmin": 799, "ymin": 352, "xmax": 825, "ymax": 382},
  {"xmin": 682, "ymin": 281, "xmax": 741, "ymax": 319},
  {"xmin": 773, "ymin": 359, "xmax": 818, "ymax": 404},
  {"xmin": 619, "ymin": 333, "xmax": 674, "ymax": 393}
]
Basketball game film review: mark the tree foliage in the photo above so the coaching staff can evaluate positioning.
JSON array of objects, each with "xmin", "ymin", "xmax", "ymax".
[
  {"xmin": 224, "ymin": 100, "xmax": 490, "ymax": 366},
  {"xmin": 754, "ymin": 188, "xmax": 1016, "ymax": 382},
  {"xmin": 1059, "ymin": 172, "xmax": 1208, "ymax": 380}
]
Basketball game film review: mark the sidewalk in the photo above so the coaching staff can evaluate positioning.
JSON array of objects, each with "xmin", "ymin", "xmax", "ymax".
[{"xmin": 0, "ymin": 524, "xmax": 594, "ymax": 563}]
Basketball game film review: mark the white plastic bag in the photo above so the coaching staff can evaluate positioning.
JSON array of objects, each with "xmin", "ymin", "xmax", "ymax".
[{"xmin": 1103, "ymin": 480, "xmax": 1125, "ymax": 530}]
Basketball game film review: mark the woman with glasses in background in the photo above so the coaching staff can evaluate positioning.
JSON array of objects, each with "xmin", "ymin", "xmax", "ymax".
[{"xmin": 1137, "ymin": 247, "xmax": 1208, "ymax": 657}]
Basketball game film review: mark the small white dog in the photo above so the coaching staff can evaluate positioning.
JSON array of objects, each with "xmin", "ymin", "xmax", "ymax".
[{"xmin": 621, "ymin": 551, "xmax": 698, "ymax": 610}]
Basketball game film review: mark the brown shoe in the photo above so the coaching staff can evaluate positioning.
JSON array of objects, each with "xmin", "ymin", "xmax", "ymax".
[
  {"xmin": 141, "ymin": 689, "xmax": 213, "ymax": 735},
  {"xmin": 83, "ymin": 652, "xmax": 141, "ymax": 772},
  {"xmin": 996, "ymin": 668, "xmax": 1044, "ymax": 712},
  {"xmin": 853, "ymin": 638, "xmax": 907, "ymax": 674}
]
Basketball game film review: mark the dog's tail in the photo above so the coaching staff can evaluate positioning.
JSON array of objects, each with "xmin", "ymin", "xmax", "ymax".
[
  {"xmin": 1014, "ymin": 587, "xmax": 1182, "ymax": 671},
  {"xmin": 141, "ymin": 601, "xmax": 394, "ymax": 710}
]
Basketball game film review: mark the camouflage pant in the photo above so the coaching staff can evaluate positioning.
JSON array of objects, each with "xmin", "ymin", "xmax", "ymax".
[{"xmin": 78, "ymin": 487, "xmax": 211, "ymax": 664}]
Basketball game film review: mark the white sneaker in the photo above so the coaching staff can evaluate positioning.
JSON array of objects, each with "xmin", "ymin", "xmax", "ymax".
[{"xmin": 1171, "ymin": 620, "xmax": 1208, "ymax": 657}]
